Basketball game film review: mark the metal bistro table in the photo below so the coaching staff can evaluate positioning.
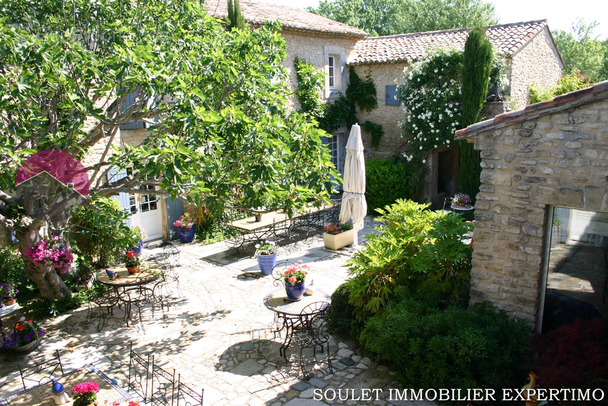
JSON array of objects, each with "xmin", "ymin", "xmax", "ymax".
[
  {"xmin": 263, "ymin": 288, "xmax": 331, "ymax": 362},
  {"xmin": 94, "ymin": 264, "xmax": 161, "ymax": 329},
  {"xmin": 0, "ymin": 364, "xmax": 132, "ymax": 406}
]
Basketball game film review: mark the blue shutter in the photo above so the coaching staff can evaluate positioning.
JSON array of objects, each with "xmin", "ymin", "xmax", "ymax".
[
  {"xmin": 165, "ymin": 197, "xmax": 185, "ymax": 240},
  {"xmin": 385, "ymin": 85, "xmax": 400, "ymax": 106},
  {"xmin": 119, "ymin": 91, "xmax": 146, "ymax": 130}
]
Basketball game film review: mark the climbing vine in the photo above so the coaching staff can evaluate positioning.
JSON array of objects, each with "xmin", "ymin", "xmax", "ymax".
[
  {"xmin": 362, "ymin": 121, "xmax": 383, "ymax": 148},
  {"xmin": 293, "ymin": 60, "xmax": 383, "ymax": 147}
]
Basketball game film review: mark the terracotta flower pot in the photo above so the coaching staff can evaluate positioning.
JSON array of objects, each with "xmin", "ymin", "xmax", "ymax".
[
  {"xmin": 127, "ymin": 266, "xmax": 140, "ymax": 275},
  {"xmin": 2, "ymin": 297, "xmax": 16, "ymax": 306}
]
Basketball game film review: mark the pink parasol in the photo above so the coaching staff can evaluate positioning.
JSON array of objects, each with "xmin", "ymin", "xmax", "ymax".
[{"xmin": 16, "ymin": 149, "xmax": 90, "ymax": 198}]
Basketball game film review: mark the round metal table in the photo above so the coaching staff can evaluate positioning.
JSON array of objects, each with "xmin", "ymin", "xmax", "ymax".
[{"xmin": 263, "ymin": 287, "xmax": 331, "ymax": 362}]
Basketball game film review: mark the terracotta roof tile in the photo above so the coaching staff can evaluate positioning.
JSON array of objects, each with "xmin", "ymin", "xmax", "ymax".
[
  {"xmin": 203, "ymin": 0, "xmax": 367, "ymax": 37},
  {"xmin": 350, "ymin": 20, "xmax": 548, "ymax": 64}
]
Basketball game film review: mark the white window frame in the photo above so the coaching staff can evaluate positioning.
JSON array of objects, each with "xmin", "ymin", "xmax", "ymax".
[
  {"xmin": 324, "ymin": 47, "xmax": 345, "ymax": 97},
  {"xmin": 328, "ymin": 55, "xmax": 337, "ymax": 90}
]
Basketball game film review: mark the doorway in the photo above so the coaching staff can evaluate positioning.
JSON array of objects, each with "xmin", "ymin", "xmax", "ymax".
[
  {"xmin": 128, "ymin": 185, "xmax": 162, "ymax": 241},
  {"xmin": 541, "ymin": 207, "xmax": 608, "ymax": 333}
]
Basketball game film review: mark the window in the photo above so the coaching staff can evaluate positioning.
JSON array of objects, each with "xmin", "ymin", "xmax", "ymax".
[
  {"xmin": 322, "ymin": 132, "xmax": 343, "ymax": 174},
  {"xmin": 328, "ymin": 55, "xmax": 337, "ymax": 90}
]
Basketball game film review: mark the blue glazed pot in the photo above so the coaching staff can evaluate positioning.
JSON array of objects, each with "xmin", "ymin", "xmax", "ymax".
[
  {"xmin": 129, "ymin": 239, "xmax": 143, "ymax": 256},
  {"xmin": 257, "ymin": 254, "xmax": 277, "ymax": 276},
  {"xmin": 285, "ymin": 282, "xmax": 306, "ymax": 300},
  {"xmin": 177, "ymin": 226, "xmax": 195, "ymax": 243}
]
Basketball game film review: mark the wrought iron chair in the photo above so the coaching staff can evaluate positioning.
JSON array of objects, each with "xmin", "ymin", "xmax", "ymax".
[
  {"xmin": 175, "ymin": 374, "xmax": 204, "ymax": 406},
  {"xmin": 150, "ymin": 355, "xmax": 176, "ymax": 406},
  {"xmin": 18, "ymin": 349, "xmax": 65, "ymax": 390},
  {"xmin": 154, "ymin": 242, "xmax": 182, "ymax": 302},
  {"xmin": 293, "ymin": 301, "xmax": 333, "ymax": 372},
  {"xmin": 86, "ymin": 283, "xmax": 121, "ymax": 331},
  {"xmin": 127, "ymin": 343, "xmax": 151, "ymax": 402}
]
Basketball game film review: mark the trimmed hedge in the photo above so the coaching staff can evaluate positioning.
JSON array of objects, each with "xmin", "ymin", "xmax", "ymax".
[
  {"xmin": 360, "ymin": 298, "xmax": 529, "ymax": 391},
  {"xmin": 365, "ymin": 157, "xmax": 426, "ymax": 214}
]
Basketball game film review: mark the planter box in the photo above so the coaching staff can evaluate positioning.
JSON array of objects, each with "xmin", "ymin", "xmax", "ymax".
[{"xmin": 323, "ymin": 229, "xmax": 355, "ymax": 250}]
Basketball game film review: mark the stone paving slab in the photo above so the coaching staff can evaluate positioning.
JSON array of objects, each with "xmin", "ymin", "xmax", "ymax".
[{"xmin": 0, "ymin": 217, "xmax": 434, "ymax": 405}]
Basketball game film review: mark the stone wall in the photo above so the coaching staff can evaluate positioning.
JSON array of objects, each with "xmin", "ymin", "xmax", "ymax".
[
  {"xmin": 462, "ymin": 86, "xmax": 608, "ymax": 328},
  {"xmin": 282, "ymin": 32, "xmax": 360, "ymax": 110},
  {"xmin": 352, "ymin": 62, "xmax": 407, "ymax": 159},
  {"xmin": 508, "ymin": 27, "xmax": 563, "ymax": 110}
]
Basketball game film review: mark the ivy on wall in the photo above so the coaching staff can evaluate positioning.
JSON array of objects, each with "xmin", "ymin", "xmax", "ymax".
[
  {"xmin": 362, "ymin": 121, "xmax": 383, "ymax": 148},
  {"xmin": 293, "ymin": 58, "xmax": 383, "ymax": 147}
]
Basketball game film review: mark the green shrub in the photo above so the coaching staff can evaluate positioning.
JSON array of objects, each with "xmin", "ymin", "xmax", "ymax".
[
  {"xmin": 529, "ymin": 70, "xmax": 592, "ymax": 103},
  {"xmin": 23, "ymin": 289, "xmax": 89, "ymax": 318},
  {"xmin": 0, "ymin": 246, "xmax": 38, "ymax": 303},
  {"xmin": 347, "ymin": 199, "xmax": 472, "ymax": 321},
  {"xmin": 360, "ymin": 298, "xmax": 529, "ymax": 391},
  {"xmin": 365, "ymin": 157, "xmax": 426, "ymax": 214},
  {"xmin": 69, "ymin": 197, "xmax": 139, "ymax": 268},
  {"xmin": 329, "ymin": 282, "xmax": 362, "ymax": 338}
]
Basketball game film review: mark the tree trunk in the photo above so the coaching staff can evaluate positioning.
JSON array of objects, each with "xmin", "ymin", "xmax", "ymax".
[{"xmin": 17, "ymin": 228, "xmax": 72, "ymax": 301}]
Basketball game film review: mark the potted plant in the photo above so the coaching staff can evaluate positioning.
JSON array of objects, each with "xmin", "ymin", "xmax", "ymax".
[
  {"xmin": 0, "ymin": 282, "xmax": 18, "ymax": 305},
  {"xmin": 173, "ymin": 212, "xmax": 197, "ymax": 243},
  {"xmin": 124, "ymin": 250, "xmax": 141, "ymax": 274},
  {"xmin": 1, "ymin": 317, "xmax": 46, "ymax": 353},
  {"xmin": 254, "ymin": 242, "xmax": 278, "ymax": 276},
  {"xmin": 452, "ymin": 193, "xmax": 472, "ymax": 207},
  {"xmin": 71, "ymin": 381, "xmax": 99, "ymax": 406},
  {"xmin": 282, "ymin": 260, "xmax": 310, "ymax": 300},
  {"xmin": 323, "ymin": 221, "xmax": 354, "ymax": 250},
  {"xmin": 129, "ymin": 226, "xmax": 146, "ymax": 256}
]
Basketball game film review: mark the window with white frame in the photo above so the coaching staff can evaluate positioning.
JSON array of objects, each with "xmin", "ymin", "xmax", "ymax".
[{"xmin": 328, "ymin": 55, "xmax": 337, "ymax": 90}]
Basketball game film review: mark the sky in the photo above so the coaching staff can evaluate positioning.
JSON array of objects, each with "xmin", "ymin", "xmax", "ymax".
[{"xmin": 261, "ymin": 0, "xmax": 608, "ymax": 40}]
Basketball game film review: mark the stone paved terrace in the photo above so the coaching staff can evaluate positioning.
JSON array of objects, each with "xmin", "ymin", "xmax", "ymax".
[{"xmin": 0, "ymin": 217, "xmax": 436, "ymax": 406}]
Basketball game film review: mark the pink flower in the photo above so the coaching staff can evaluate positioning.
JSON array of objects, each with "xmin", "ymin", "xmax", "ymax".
[
  {"xmin": 288, "ymin": 276, "xmax": 296, "ymax": 284},
  {"xmin": 72, "ymin": 381, "xmax": 99, "ymax": 396}
]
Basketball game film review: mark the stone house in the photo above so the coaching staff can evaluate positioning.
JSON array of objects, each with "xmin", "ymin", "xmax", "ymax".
[
  {"xmin": 349, "ymin": 20, "xmax": 564, "ymax": 202},
  {"xmin": 117, "ymin": 1, "xmax": 564, "ymax": 241},
  {"xmin": 455, "ymin": 80, "xmax": 608, "ymax": 331}
]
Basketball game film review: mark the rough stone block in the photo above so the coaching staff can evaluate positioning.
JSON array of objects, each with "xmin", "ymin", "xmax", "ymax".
[
  {"xmin": 522, "ymin": 223, "xmax": 542, "ymax": 237},
  {"xmin": 584, "ymin": 186, "xmax": 605, "ymax": 209}
]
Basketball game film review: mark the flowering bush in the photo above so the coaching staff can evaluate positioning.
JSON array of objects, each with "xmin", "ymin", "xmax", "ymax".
[
  {"xmin": 324, "ymin": 222, "xmax": 353, "ymax": 235},
  {"xmin": 71, "ymin": 381, "xmax": 99, "ymax": 406},
  {"xmin": 0, "ymin": 282, "xmax": 18, "ymax": 299},
  {"xmin": 172, "ymin": 212, "xmax": 197, "ymax": 228},
  {"xmin": 452, "ymin": 193, "xmax": 471, "ymax": 206},
  {"xmin": 398, "ymin": 49, "xmax": 463, "ymax": 159},
  {"xmin": 254, "ymin": 242, "xmax": 278, "ymax": 256},
  {"xmin": 283, "ymin": 260, "xmax": 309, "ymax": 286},
  {"xmin": 27, "ymin": 236, "xmax": 73, "ymax": 274},
  {"xmin": 1, "ymin": 317, "xmax": 46, "ymax": 350},
  {"xmin": 124, "ymin": 250, "xmax": 141, "ymax": 268}
]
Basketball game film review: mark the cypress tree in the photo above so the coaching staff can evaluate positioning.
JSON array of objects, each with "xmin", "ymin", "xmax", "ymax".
[
  {"xmin": 458, "ymin": 27, "xmax": 493, "ymax": 200},
  {"xmin": 226, "ymin": 0, "xmax": 246, "ymax": 30}
]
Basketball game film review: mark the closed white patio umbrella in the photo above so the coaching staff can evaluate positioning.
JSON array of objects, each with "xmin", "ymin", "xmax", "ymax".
[{"xmin": 339, "ymin": 123, "xmax": 367, "ymax": 246}]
